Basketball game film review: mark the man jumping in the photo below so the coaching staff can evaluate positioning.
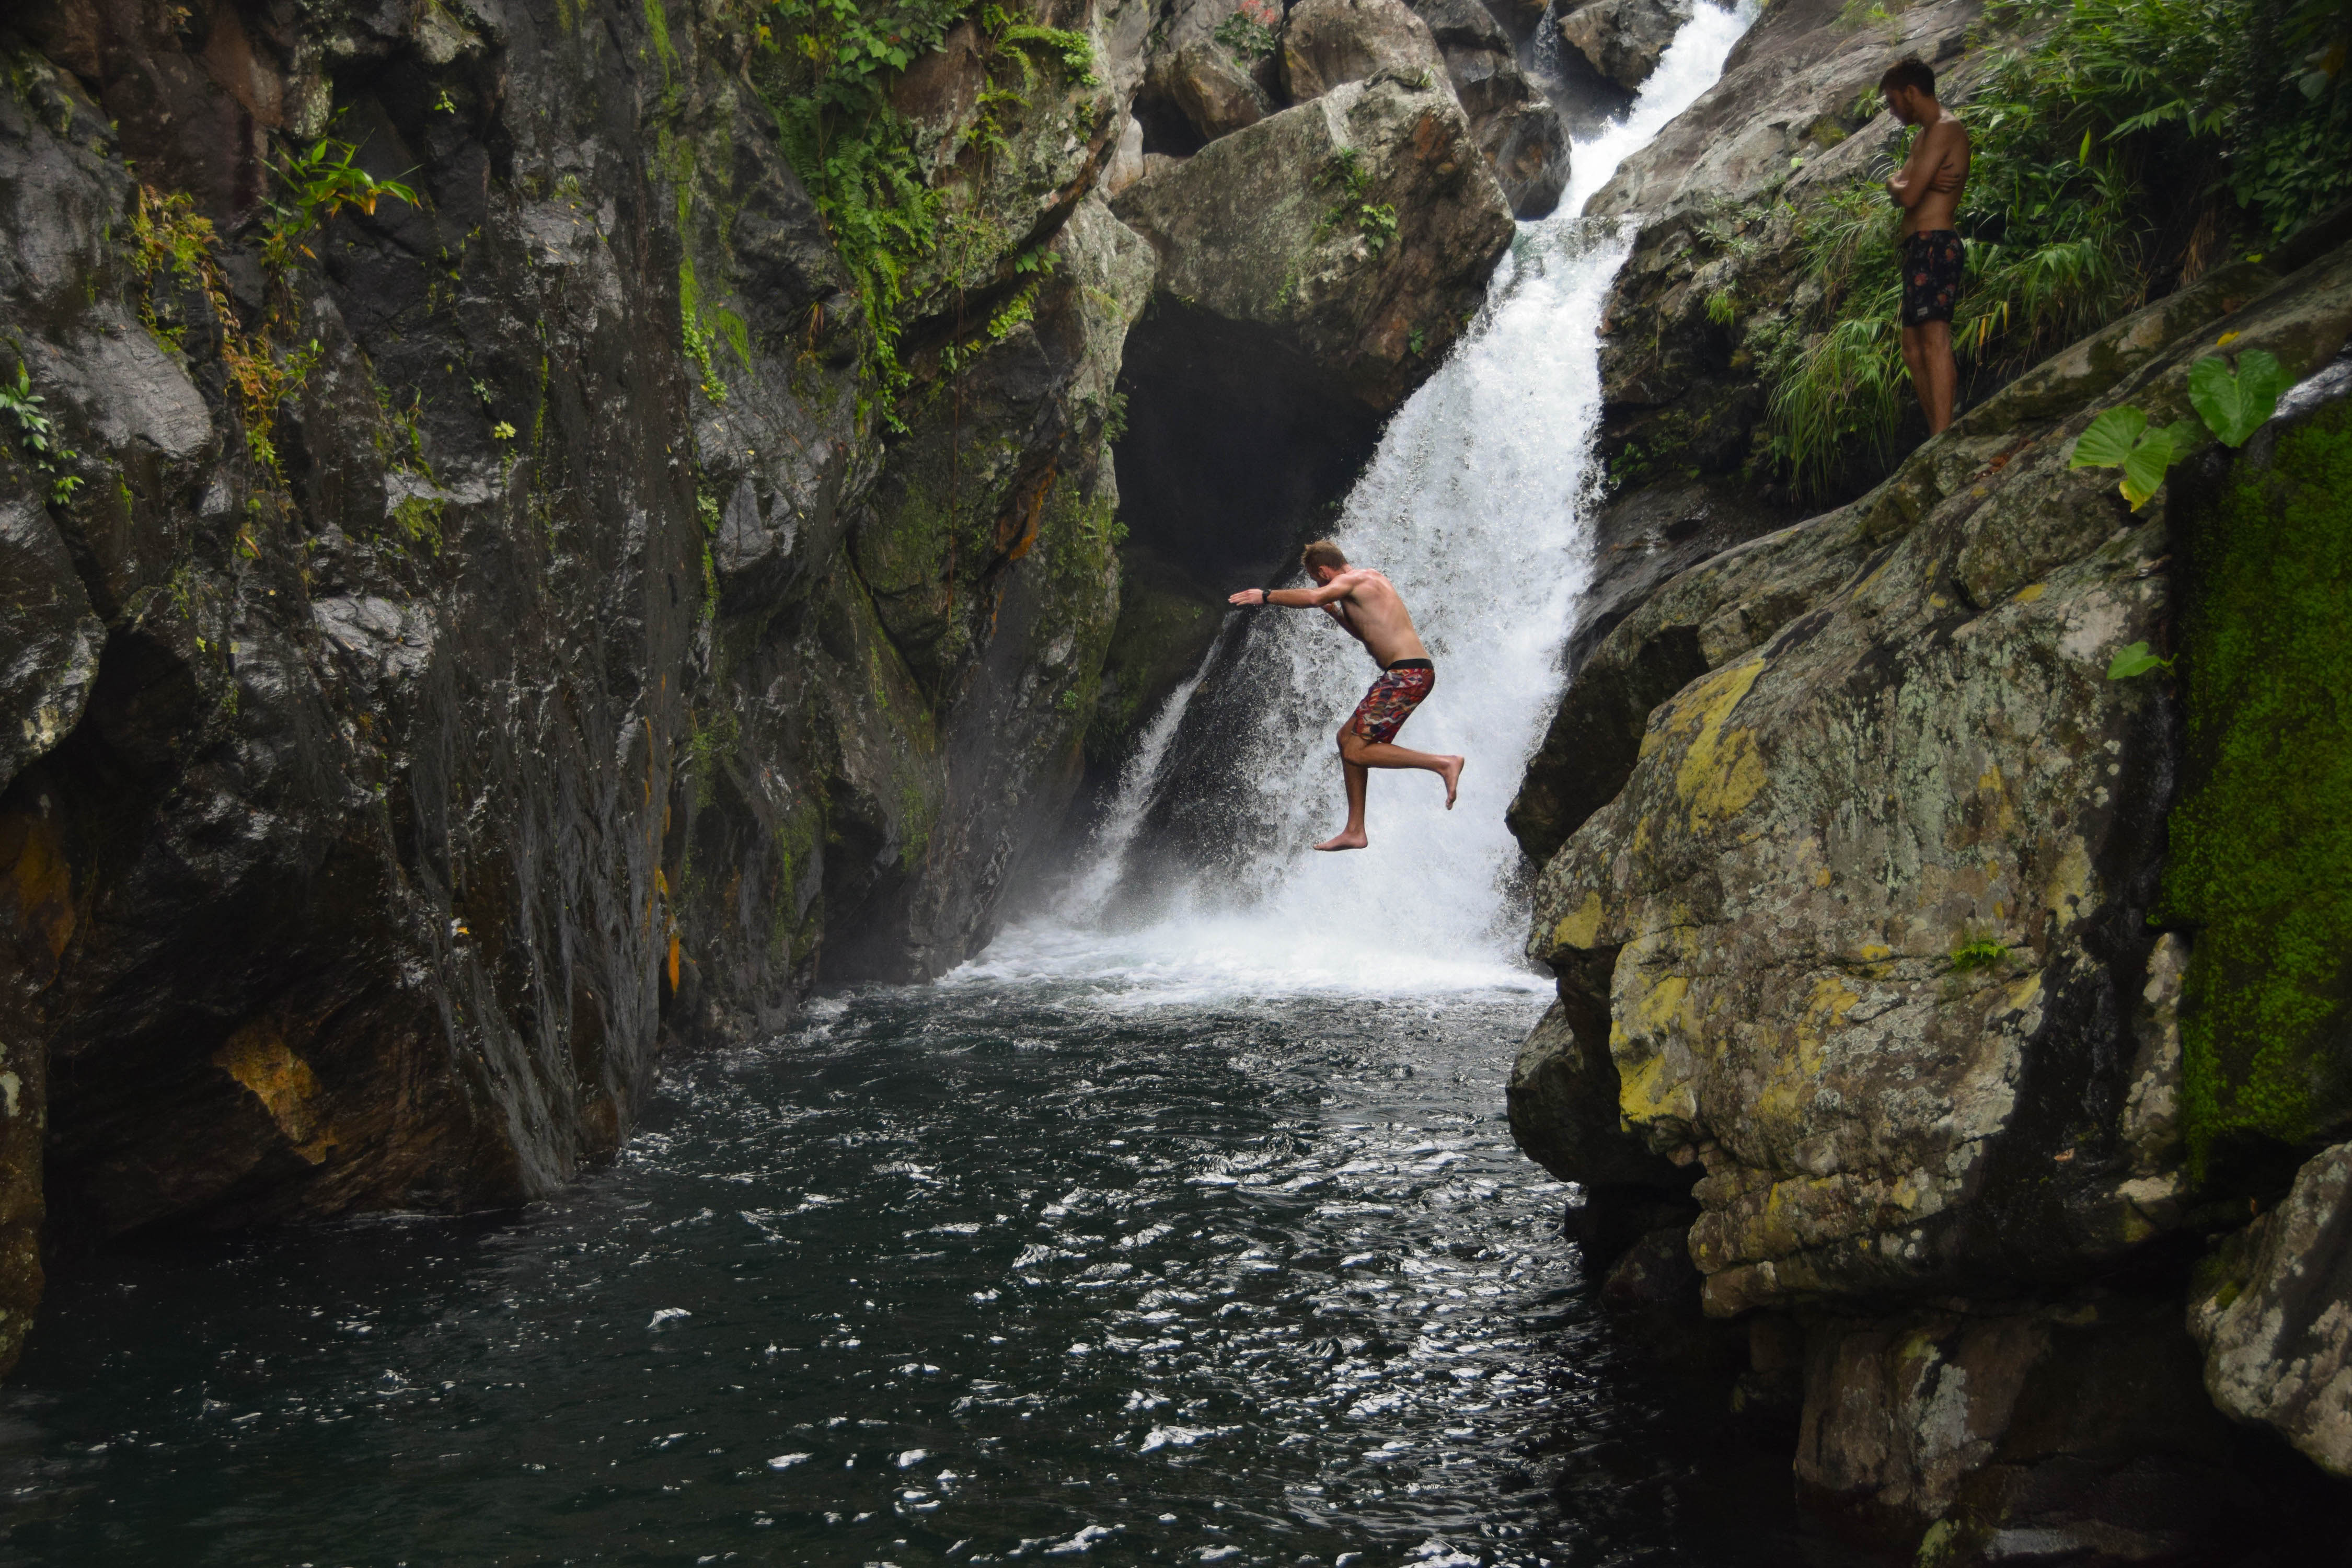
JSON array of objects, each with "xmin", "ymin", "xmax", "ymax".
[
  {"xmin": 1228, "ymin": 540, "xmax": 1463, "ymax": 852},
  {"xmin": 1881, "ymin": 54, "xmax": 1971, "ymax": 436}
]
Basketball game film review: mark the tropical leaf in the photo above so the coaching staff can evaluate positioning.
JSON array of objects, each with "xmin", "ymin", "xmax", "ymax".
[
  {"xmin": 2106, "ymin": 640, "xmax": 2171, "ymax": 679},
  {"xmin": 2071, "ymin": 403, "xmax": 2149, "ymax": 468},
  {"xmin": 2187, "ymin": 349, "xmax": 2289, "ymax": 446},
  {"xmin": 2075, "ymin": 407, "xmax": 2197, "ymax": 510}
]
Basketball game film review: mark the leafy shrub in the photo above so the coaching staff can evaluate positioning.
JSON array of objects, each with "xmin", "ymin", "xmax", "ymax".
[
  {"xmin": 1, "ymin": 360, "xmax": 84, "ymax": 503},
  {"xmin": 760, "ymin": 0, "xmax": 1096, "ymax": 424},
  {"xmin": 1949, "ymin": 936, "xmax": 2009, "ymax": 973},
  {"xmin": 1214, "ymin": 0, "xmax": 1282, "ymax": 62}
]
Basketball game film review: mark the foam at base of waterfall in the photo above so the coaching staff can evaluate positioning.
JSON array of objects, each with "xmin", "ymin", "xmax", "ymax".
[
  {"xmin": 966, "ymin": 3, "xmax": 1754, "ymax": 1004},
  {"xmin": 952, "ymin": 913, "xmax": 1548, "ymax": 1006}
]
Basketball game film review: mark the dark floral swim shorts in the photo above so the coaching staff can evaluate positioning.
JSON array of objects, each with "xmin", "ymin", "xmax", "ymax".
[
  {"xmin": 1902, "ymin": 229, "xmax": 1965, "ymax": 326},
  {"xmin": 1349, "ymin": 659, "xmax": 1434, "ymax": 745}
]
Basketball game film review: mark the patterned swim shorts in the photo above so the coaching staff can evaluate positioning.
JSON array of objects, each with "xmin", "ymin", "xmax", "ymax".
[
  {"xmin": 1349, "ymin": 659, "xmax": 1435, "ymax": 745},
  {"xmin": 1901, "ymin": 229, "xmax": 1965, "ymax": 326}
]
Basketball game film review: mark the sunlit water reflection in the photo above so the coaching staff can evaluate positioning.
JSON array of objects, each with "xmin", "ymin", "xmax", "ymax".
[{"xmin": 1, "ymin": 986, "xmax": 1790, "ymax": 1566}]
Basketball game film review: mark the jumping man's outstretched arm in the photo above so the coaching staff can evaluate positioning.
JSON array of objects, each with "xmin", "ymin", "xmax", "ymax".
[{"xmin": 1227, "ymin": 572, "xmax": 1363, "ymax": 609}]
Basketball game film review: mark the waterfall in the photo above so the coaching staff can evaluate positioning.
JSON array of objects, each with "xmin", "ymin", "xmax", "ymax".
[{"xmin": 964, "ymin": 3, "xmax": 1756, "ymax": 1001}]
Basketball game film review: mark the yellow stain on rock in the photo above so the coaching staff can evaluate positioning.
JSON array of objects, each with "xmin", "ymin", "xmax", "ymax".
[
  {"xmin": 1796, "ymin": 974, "xmax": 1861, "ymax": 1067},
  {"xmin": 1615, "ymin": 1045, "xmax": 1694, "ymax": 1129},
  {"xmin": 1670, "ymin": 659, "xmax": 1769, "ymax": 832},
  {"xmin": 213, "ymin": 1024, "xmax": 340, "ymax": 1165},
  {"xmin": 1615, "ymin": 973, "xmax": 1701, "ymax": 1129},
  {"xmin": 2015, "ymin": 583, "xmax": 2047, "ymax": 603},
  {"xmin": 2044, "ymin": 836, "xmax": 2093, "ymax": 916},
  {"xmin": 1550, "ymin": 890, "xmax": 1606, "ymax": 953},
  {"xmin": 4, "ymin": 808, "xmax": 75, "ymax": 971},
  {"xmin": 1635, "ymin": 974, "xmax": 1692, "ymax": 1035}
]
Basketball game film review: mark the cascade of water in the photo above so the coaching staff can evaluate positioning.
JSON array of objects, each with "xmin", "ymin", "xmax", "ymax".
[{"xmin": 967, "ymin": 3, "xmax": 1755, "ymax": 1000}]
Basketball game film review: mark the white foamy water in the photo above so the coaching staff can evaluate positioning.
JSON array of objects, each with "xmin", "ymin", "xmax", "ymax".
[{"xmin": 965, "ymin": 4, "xmax": 1755, "ymax": 1001}]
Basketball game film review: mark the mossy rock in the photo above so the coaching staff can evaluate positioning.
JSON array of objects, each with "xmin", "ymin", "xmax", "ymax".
[{"xmin": 2161, "ymin": 396, "xmax": 2352, "ymax": 1178}]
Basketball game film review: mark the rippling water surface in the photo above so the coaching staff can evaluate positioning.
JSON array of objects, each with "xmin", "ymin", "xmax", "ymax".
[{"xmin": 1, "ymin": 983, "xmax": 1790, "ymax": 1566}]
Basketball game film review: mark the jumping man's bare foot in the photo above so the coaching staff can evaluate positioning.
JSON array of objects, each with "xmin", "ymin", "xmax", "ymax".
[
  {"xmin": 1314, "ymin": 829, "xmax": 1369, "ymax": 851},
  {"xmin": 1439, "ymin": 755, "xmax": 1463, "ymax": 809}
]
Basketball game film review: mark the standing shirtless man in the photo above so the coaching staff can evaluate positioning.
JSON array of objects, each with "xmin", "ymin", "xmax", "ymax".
[
  {"xmin": 1882, "ymin": 54, "xmax": 1971, "ymax": 435},
  {"xmin": 1228, "ymin": 540, "xmax": 1463, "ymax": 851}
]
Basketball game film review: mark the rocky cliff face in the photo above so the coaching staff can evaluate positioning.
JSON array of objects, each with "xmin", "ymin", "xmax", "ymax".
[
  {"xmin": 1503, "ymin": 0, "xmax": 2352, "ymax": 1550},
  {"xmin": 0, "ymin": 0, "xmax": 1535, "ymax": 1374}
]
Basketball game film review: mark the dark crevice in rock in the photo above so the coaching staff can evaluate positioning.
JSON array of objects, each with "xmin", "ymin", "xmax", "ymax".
[{"xmin": 1113, "ymin": 297, "xmax": 1384, "ymax": 589}]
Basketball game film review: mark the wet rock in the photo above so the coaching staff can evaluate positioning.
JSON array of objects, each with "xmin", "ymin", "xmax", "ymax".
[
  {"xmin": 828, "ymin": 198, "xmax": 1151, "ymax": 979},
  {"xmin": 1281, "ymin": 0, "xmax": 1451, "ymax": 103},
  {"xmin": 1116, "ymin": 74, "xmax": 1513, "ymax": 412},
  {"xmin": 1410, "ymin": 0, "xmax": 1570, "ymax": 217},
  {"xmin": 1505, "ymin": 478, "xmax": 1784, "ymax": 865},
  {"xmin": 2192, "ymin": 1142, "xmax": 2352, "ymax": 1479},
  {"xmin": 0, "ymin": 460, "xmax": 101, "ymax": 800},
  {"xmin": 1155, "ymin": 36, "xmax": 1277, "ymax": 143},
  {"xmin": 0, "ymin": 0, "xmax": 1165, "ymax": 1374},
  {"xmin": 1555, "ymin": 0, "xmax": 1693, "ymax": 92},
  {"xmin": 1798, "ymin": 1296, "xmax": 2256, "ymax": 1560},
  {"xmin": 1084, "ymin": 549, "xmax": 1225, "ymax": 769}
]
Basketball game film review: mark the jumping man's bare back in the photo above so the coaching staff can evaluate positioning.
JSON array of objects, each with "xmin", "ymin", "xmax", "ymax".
[{"xmin": 1228, "ymin": 545, "xmax": 1462, "ymax": 851}]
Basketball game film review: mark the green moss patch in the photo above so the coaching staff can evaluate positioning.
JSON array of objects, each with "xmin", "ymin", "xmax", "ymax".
[{"xmin": 2161, "ymin": 400, "xmax": 2352, "ymax": 1174}]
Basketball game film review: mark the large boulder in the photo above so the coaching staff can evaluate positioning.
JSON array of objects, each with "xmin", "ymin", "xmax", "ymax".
[
  {"xmin": 1410, "ymin": 0, "xmax": 1570, "ymax": 216},
  {"xmin": 2193, "ymin": 1141, "xmax": 2352, "ymax": 1478},
  {"xmin": 1149, "ymin": 34, "xmax": 1277, "ymax": 145},
  {"xmin": 1114, "ymin": 73, "xmax": 1513, "ymax": 411},
  {"xmin": 1555, "ymin": 0, "xmax": 1693, "ymax": 92},
  {"xmin": 1281, "ymin": 0, "xmax": 1451, "ymax": 102}
]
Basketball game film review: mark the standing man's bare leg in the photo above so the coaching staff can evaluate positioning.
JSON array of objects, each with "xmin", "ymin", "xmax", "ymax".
[
  {"xmin": 1920, "ymin": 319, "xmax": 1957, "ymax": 433},
  {"xmin": 1900, "ymin": 325, "xmax": 1929, "ymax": 422}
]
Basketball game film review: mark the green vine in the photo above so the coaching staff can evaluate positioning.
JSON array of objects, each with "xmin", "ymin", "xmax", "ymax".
[
  {"xmin": 1212, "ymin": 2, "xmax": 1280, "ymax": 63},
  {"xmin": 130, "ymin": 137, "xmax": 418, "ymax": 483},
  {"xmin": 1, "ymin": 358, "xmax": 84, "ymax": 503},
  {"xmin": 758, "ymin": 0, "xmax": 1097, "ymax": 425},
  {"xmin": 1313, "ymin": 148, "xmax": 1396, "ymax": 254}
]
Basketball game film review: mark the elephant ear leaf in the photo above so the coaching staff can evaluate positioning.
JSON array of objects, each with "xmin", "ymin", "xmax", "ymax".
[
  {"xmin": 2188, "ymin": 349, "xmax": 2289, "ymax": 447},
  {"xmin": 2117, "ymin": 420, "xmax": 2198, "ymax": 510},
  {"xmin": 2071, "ymin": 405, "xmax": 2149, "ymax": 469}
]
